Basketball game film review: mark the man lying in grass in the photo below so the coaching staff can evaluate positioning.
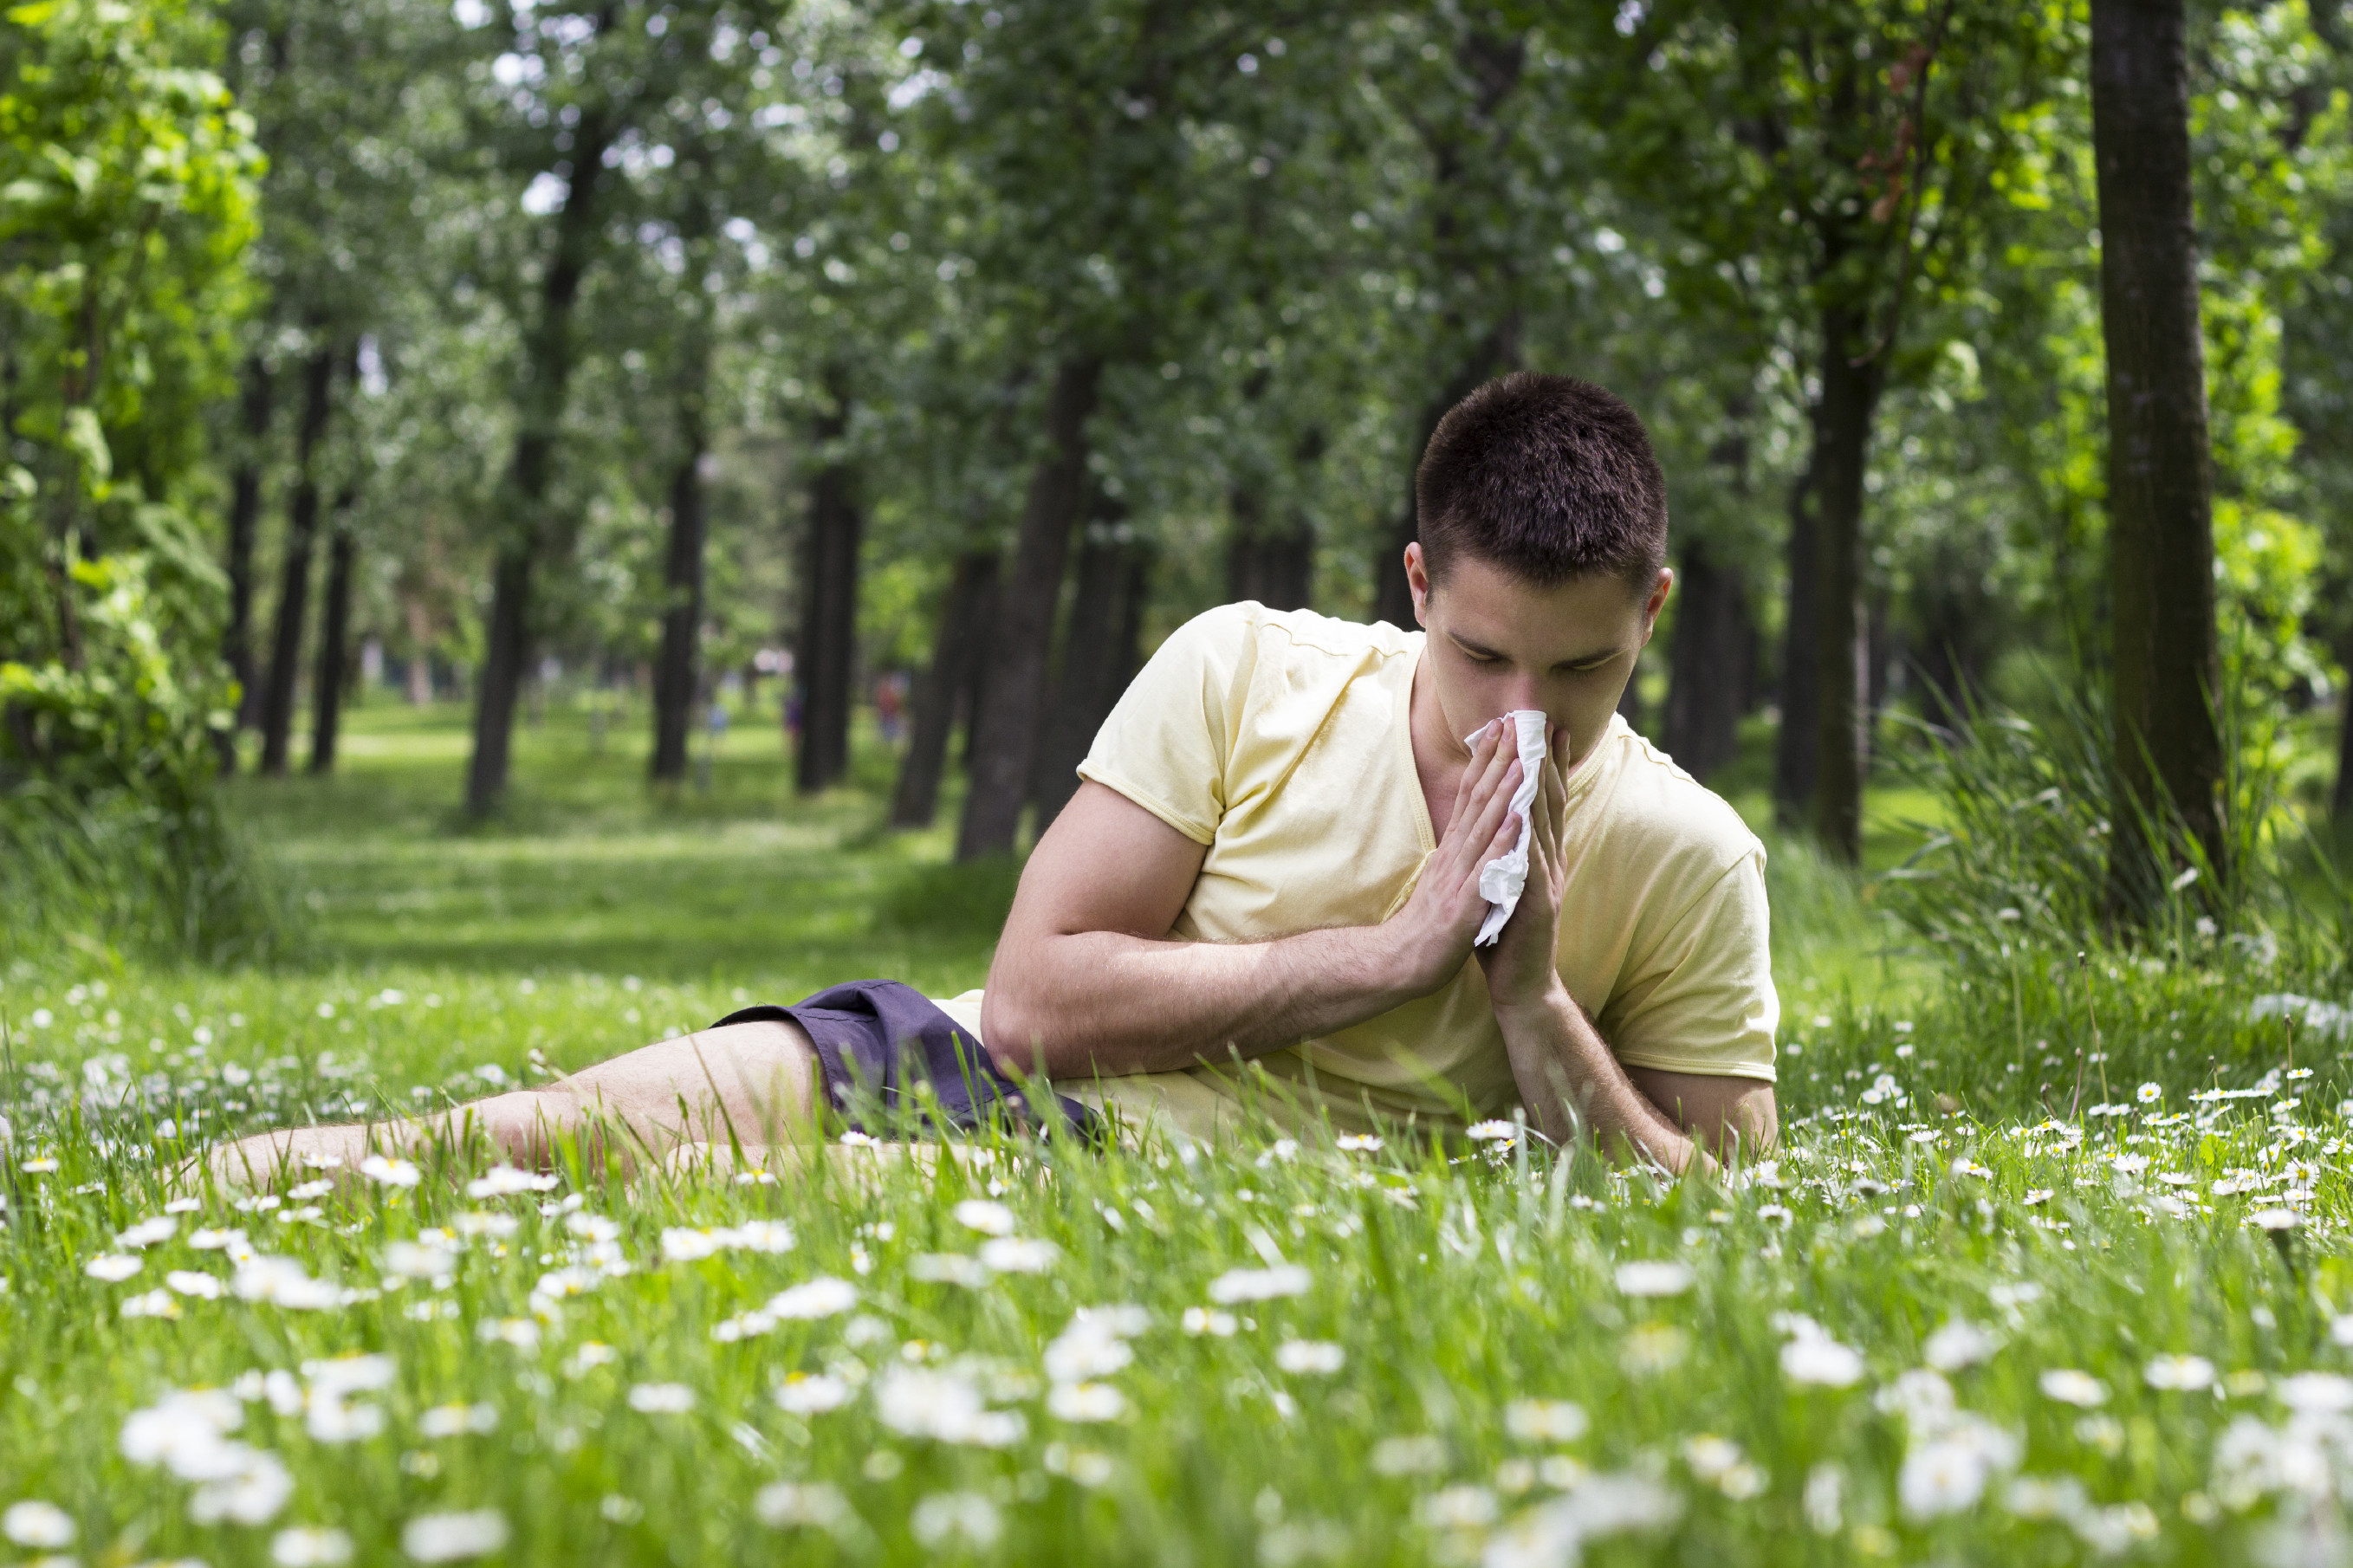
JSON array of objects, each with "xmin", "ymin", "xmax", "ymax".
[{"xmin": 220, "ymin": 373, "xmax": 1778, "ymax": 1183}]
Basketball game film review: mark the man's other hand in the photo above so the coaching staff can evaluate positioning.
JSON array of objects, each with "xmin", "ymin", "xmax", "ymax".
[{"xmin": 1478, "ymin": 722, "xmax": 1571, "ymax": 1014}]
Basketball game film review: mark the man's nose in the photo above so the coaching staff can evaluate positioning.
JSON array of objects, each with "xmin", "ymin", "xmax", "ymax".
[{"xmin": 1499, "ymin": 678, "xmax": 1546, "ymax": 716}]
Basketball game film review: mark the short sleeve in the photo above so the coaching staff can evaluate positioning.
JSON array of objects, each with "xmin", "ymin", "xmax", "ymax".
[
  {"xmin": 1600, "ymin": 849, "xmax": 1778, "ymax": 1081},
  {"xmin": 1075, "ymin": 605, "xmax": 1258, "ymax": 845}
]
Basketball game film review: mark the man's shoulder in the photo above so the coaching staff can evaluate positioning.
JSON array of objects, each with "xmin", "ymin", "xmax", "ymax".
[
  {"xmin": 1183, "ymin": 601, "xmax": 1419, "ymax": 666},
  {"xmin": 1590, "ymin": 720, "xmax": 1765, "ymax": 881}
]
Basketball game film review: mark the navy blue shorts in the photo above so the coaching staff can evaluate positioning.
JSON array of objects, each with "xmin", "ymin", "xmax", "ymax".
[{"xmin": 712, "ymin": 980, "xmax": 1099, "ymax": 1142}]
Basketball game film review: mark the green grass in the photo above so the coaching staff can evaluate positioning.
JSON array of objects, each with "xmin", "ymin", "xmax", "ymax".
[{"xmin": 3, "ymin": 697, "xmax": 2351, "ymax": 1566}]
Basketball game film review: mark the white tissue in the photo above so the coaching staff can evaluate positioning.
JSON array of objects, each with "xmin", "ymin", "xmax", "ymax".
[{"xmin": 1472, "ymin": 710, "xmax": 1549, "ymax": 947}]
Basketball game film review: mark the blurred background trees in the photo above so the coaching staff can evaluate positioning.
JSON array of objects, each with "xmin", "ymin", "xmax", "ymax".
[{"xmin": 9, "ymin": 0, "xmax": 2353, "ymax": 910}]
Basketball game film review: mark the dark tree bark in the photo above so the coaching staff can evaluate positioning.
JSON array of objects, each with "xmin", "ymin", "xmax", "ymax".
[
  {"xmin": 1226, "ymin": 421, "xmax": 1320, "ymax": 612},
  {"xmin": 795, "ymin": 368, "xmax": 861, "ymax": 794},
  {"xmin": 2090, "ymin": 0, "xmax": 2227, "ymax": 905},
  {"xmin": 1806, "ymin": 300, "xmax": 1886, "ymax": 864},
  {"xmin": 464, "ymin": 113, "xmax": 616, "ymax": 818},
  {"xmin": 955, "ymin": 559, "xmax": 1001, "ymax": 773},
  {"xmin": 649, "ymin": 380, "xmax": 710, "ymax": 783},
  {"xmin": 257, "ymin": 345, "xmax": 337, "ymax": 777},
  {"xmin": 1662, "ymin": 540, "xmax": 1754, "ymax": 783},
  {"xmin": 1031, "ymin": 518, "xmax": 1151, "ymax": 829},
  {"xmin": 1909, "ymin": 536, "xmax": 1992, "ymax": 735},
  {"xmin": 1372, "ymin": 324, "xmax": 1522, "ymax": 632},
  {"xmin": 891, "ymin": 549, "xmax": 999, "ymax": 829},
  {"xmin": 308, "ymin": 487, "xmax": 359, "ymax": 775},
  {"xmin": 957, "ymin": 356, "xmax": 1103, "ymax": 859},
  {"xmin": 1772, "ymin": 462, "xmax": 1821, "ymax": 824},
  {"xmin": 218, "ymin": 354, "xmax": 272, "ymax": 765},
  {"xmin": 2336, "ymin": 625, "xmax": 2353, "ymax": 824},
  {"xmin": 1371, "ymin": 25, "xmax": 1526, "ymax": 632},
  {"xmin": 1226, "ymin": 488, "xmax": 1314, "ymax": 612}
]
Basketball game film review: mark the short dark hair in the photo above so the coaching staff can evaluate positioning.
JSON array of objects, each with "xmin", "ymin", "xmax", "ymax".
[{"xmin": 1416, "ymin": 373, "xmax": 1669, "ymax": 591}]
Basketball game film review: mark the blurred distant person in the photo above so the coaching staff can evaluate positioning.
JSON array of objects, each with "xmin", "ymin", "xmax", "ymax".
[{"xmin": 876, "ymin": 671, "xmax": 908, "ymax": 745}]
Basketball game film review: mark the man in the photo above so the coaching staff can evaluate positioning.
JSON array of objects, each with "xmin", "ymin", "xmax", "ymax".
[{"xmin": 219, "ymin": 373, "xmax": 1775, "ymax": 1184}]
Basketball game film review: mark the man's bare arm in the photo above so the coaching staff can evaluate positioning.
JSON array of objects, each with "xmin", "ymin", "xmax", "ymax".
[
  {"xmin": 982, "ymin": 726, "xmax": 1527, "ymax": 1079},
  {"xmin": 1627, "ymin": 1066, "xmax": 1778, "ymax": 1162},
  {"xmin": 1479, "ymin": 725, "xmax": 1778, "ymax": 1171},
  {"xmin": 1492, "ymin": 982, "xmax": 1777, "ymax": 1171}
]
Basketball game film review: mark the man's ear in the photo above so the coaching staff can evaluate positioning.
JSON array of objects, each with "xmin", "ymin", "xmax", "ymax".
[
  {"xmin": 1404, "ymin": 541, "xmax": 1432, "ymax": 626},
  {"xmin": 1639, "ymin": 567, "xmax": 1673, "ymax": 644}
]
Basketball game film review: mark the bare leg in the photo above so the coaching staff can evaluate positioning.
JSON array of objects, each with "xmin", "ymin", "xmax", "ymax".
[{"xmin": 207, "ymin": 1020, "xmax": 822, "ymax": 1188}]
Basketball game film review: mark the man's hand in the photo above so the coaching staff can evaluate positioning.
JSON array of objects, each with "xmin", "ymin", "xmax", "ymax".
[
  {"xmin": 1384, "ymin": 718, "xmax": 1535, "ymax": 995},
  {"xmin": 1473, "ymin": 724, "xmax": 1779, "ymax": 1169},
  {"xmin": 1476, "ymin": 722, "xmax": 1571, "ymax": 1013}
]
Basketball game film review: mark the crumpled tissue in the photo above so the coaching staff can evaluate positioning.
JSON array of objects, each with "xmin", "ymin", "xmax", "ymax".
[{"xmin": 1472, "ymin": 709, "xmax": 1550, "ymax": 947}]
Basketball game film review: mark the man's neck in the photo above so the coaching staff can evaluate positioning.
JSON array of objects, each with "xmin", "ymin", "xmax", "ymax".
[{"xmin": 1405, "ymin": 646, "xmax": 1469, "ymax": 835}]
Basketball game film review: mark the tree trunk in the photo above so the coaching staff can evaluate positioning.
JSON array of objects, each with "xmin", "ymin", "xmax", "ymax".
[
  {"xmin": 2336, "ymin": 625, "xmax": 2353, "ymax": 823},
  {"xmin": 795, "ymin": 368, "xmax": 861, "ymax": 794},
  {"xmin": 650, "ymin": 393, "xmax": 709, "ymax": 783},
  {"xmin": 219, "ymin": 354, "xmax": 272, "ymax": 765},
  {"xmin": 1227, "ymin": 489, "xmax": 1314, "ymax": 612},
  {"xmin": 1661, "ymin": 539, "xmax": 1753, "ymax": 783},
  {"xmin": 891, "ymin": 549, "xmax": 998, "ymax": 829},
  {"xmin": 463, "ymin": 115, "xmax": 616, "ymax": 819},
  {"xmin": 1372, "ymin": 326, "xmax": 1520, "ymax": 631},
  {"xmin": 955, "ymin": 558, "xmax": 1001, "ymax": 772},
  {"xmin": 258, "ymin": 345, "xmax": 337, "ymax": 777},
  {"xmin": 2090, "ymin": 0, "xmax": 2227, "ymax": 908},
  {"xmin": 956, "ymin": 355, "xmax": 1103, "ymax": 859},
  {"xmin": 1807, "ymin": 302, "xmax": 1885, "ymax": 864},
  {"xmin": 1226, "ymin": 427, "xmax": 1321, "ymax": 612},
  {"xmin": 1031, "ymin": 522, "xmax": 1151, "ymax": 829},
  {"xmin": 403, "ymin": 596, "xmax": 435, "ymax": 705},
  {"xmin": 1771, "ymin": 462, "xmax": 1820, "ymax": 825},
  {"xmin": 308, "ymin": 488, "xmax": 358, "ymax": 774}
]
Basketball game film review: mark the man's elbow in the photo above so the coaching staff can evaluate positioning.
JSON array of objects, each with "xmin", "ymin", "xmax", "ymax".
[
  {"xmin": 978, "ymin": 989, "xmax": 1053, "ymax": 1079},
  {"xmin": 1703, "ymin": 1085, "xmax": 1778, "ymax": 1163}
]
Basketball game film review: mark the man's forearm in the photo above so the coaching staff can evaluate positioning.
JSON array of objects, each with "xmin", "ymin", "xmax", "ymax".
[
  {"xmin": 1493, "ymin": 988, "xmax": 1697, "ymax": 1172},
  {"xmin": 983, "ymin": 923, "xmax": 1436, "ymax": 1078}
]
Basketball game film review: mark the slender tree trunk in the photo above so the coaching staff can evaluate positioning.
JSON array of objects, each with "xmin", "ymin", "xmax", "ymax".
[
  {"xmin": 1031, "ymin": 522, "xmax": 1151, "ymax": 828},
  {"xmin": 258, "ymin": 346, "xmax": 336, "ymax": 777},
  {"xmin": 1772, "ymin": 462, "xmax": 1820, "ymax": 825},
  {"xmin": 1373, "ymin": 326, "xmax": 1520, "ymax": 630},
  {"xmin": 219, "ymin": 355, "xmax": 272, "ymax": 765},
  {"xmin": 1226, "ymin": 427, "xmax": 1320, "ymax": 612},
  {"xmin": 795, "ymin": 368, "xmax": 861, "ymax": 794},
  {"xmin": 956, "ymin": 559, "xmax": 1001, "ymax": 772},
  {"xmin": 650, "ymin": 392, "xmax": 709, "ymax": 783},
  {"xmin": 403, "ymin": 596, "xmax": 435, "ymax": 706},
  {"xmin": 891, "ymin": 549, "xmax": 998, "ymax": 828},
  {"xmin": 957, "ymin": 356, "xmax": 1103, "ymax": 859},
  {"xmin": 1662, "ymin": 539, "xmax": 1753, "ymax": 783},
  {"xmin": 308, "ymin": 488, "xmax": 359, "ymax": 774},
  {"xmin": 464, "ymin": 115, "xmax": 616, "ymax": 818},
  {"xmin": 1227, "ymin": 489, "xmax": 1315, "ymax": 611},
  {"xmin": 2335, "ymin": 624, "xmax": 2353, "ymax": 824},
  {"xmin": 2090, "ymin": 0, "xmax": 2227, "ymax": 908},
  {"xmin": 1808, "ymin": 301, "xmax": 1885, "ymax": 864}
]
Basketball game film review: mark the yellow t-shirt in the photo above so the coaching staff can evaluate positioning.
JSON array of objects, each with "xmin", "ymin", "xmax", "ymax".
[{"xmin": 937, "ymin": 601, "xmax": 1778, "ymax": 1141}]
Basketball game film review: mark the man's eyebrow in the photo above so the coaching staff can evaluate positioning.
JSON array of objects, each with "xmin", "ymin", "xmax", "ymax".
[{"xmin": 1449, "ymin": 632, "xmax": 1624, "ymax": 668}]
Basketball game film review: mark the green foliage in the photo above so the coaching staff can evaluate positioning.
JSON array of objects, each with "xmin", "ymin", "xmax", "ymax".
[
  {"xmin": 1, "ymin": 549, "xmax": 232, "ymax": 804},
  {"xmin": 0, "ymin": 781, "xmax": 284, "ymax": 972},
  {"xmin": 0, "ymin": 0, "xmax": 260, "ymax": 805}
]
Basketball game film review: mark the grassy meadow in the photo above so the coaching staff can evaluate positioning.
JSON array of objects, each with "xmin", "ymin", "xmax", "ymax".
[{"xmin": 3, "ymin": 693, "xmax": 2352, "ymax": 1566}]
